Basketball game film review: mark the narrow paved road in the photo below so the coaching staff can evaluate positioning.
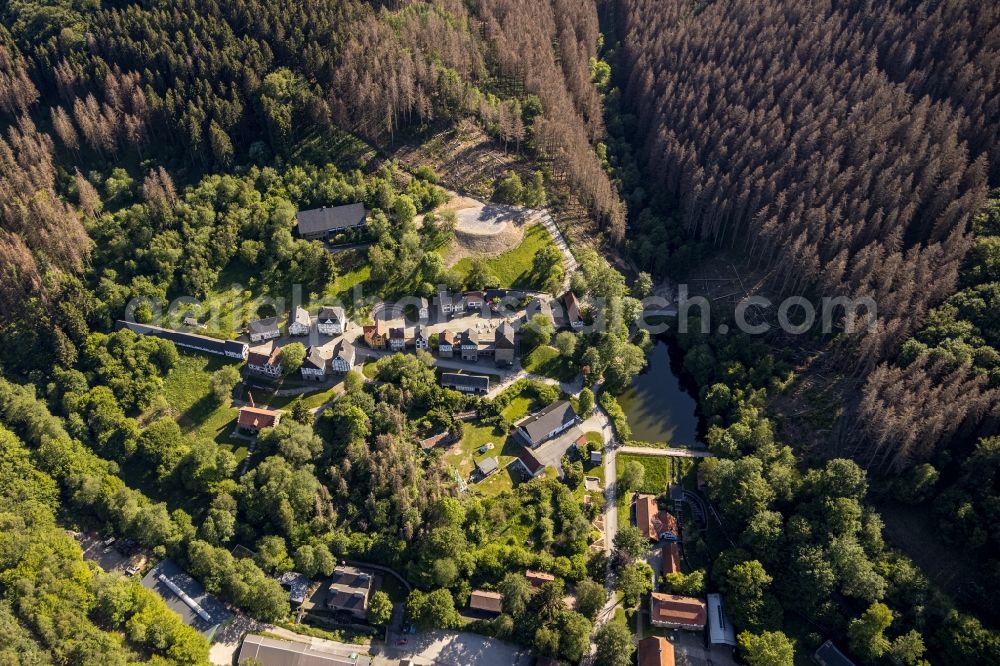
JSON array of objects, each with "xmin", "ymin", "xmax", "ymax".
[
  {"xmin": 616, "ymin": 445, "xmax": 714, "ymax": 458},
  {"xmin": 529, "ymin": 209, "xmax": 578, "ymax": 288}
]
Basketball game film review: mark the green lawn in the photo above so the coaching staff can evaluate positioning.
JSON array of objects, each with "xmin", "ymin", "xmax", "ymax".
[
  {"xmin": 617, "ymin": 453, "xmax": 672, "ymax": 495},
  {"xmin": 521, "ymin": 345, "xmax": 576, "ymax": 381},
  {"xmin": 267, "ymin": 387, "xmax": 339, "ymax": 412},
  {"xmin": 326, "ymin": 262, "xmax": 372, "ymax": 308},
  {"xmin": 159, "ymin": 351, "xmax": 246, "ymax": 461},
  {"xmin": 443, "ymin": 420, "xmax": 526, "ymax": 497},
  {"xmin": 450, "ymin": 224, "xmax": 557, "ymax": 289}
]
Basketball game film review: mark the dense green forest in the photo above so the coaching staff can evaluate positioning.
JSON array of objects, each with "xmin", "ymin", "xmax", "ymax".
[{"xmin": 0, "ymin": 0, "xmax": 998, "ymax": 664}]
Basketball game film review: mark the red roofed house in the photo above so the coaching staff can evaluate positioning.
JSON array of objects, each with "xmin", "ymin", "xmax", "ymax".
[
  {"xmin": 237, "ymin": 406, "xmax": 282, "ymax": 434},
  {"xmin": 662, "ymin": 542, "xmax": 681, "ymax": 575},
  {"xmin": 635, "ymin": 494, "xmax": 679, "ymax": 541},
  {"xmin": 649, "ymin": 593, "xmax": 707, "ymax": 630},
  {"xmin": 469, "ymin": 590, "xmax": 503, "ymax": 616},
  {"xmin": 525, "ymin": 570, "xmax": 556, "ymax": 588},
  {"xmin": 638, "ymin": 636, "xmax": 676, "ymax": 666},
  {"xmin": 362, "ymin": 321, "xmax": 388, "ymax": 349},
  {"xmin": 247, "ymin": 346, "xmax": 283, "ymax": 378},
  {"xmin": 564, "ymin": 292, "xmax": 583, "ymax": 329}
]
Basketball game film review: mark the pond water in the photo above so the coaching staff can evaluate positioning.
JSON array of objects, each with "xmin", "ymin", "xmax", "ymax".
[{"xmin": 617, "ymin": 338, "xmax": 702, "ymax": 446}]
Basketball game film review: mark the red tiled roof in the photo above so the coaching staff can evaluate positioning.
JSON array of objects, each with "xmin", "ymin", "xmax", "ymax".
[
  {"xmin": 516, "ymin": 447, "xmax": 544, "ymax": 475},
  {"xmin": 650, "ymin": 593, "xmax": 706, "ymax": 627},
  {"xmin": 525, "ymin": 570, "xmax": 556, "ymax": 587},
  {"xmin": 469, "ymin": 590, "xmax": 503, "ymax": 614},
  {"xmin": 639, "ymin": 636, "xmax": 676, "ymax": 666},
  {"xmin": 662, "ymin": 542, "xmax": 681, "ymax": 575},
  {"xmin": 237, "ymin": 406, "xmax": 281, "ymax": 430},
  {"xmin": 635, "ymin": 495, "xmax": 678, "ymax": 540}
]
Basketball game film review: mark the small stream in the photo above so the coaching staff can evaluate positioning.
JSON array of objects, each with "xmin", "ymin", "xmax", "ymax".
[{"xmin": 617, "ymin": 337, "xmax": 702, "ymax": 446}]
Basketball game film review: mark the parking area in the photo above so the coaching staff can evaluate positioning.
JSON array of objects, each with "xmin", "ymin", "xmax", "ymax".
[
  {"xmin": 387, "ymin": 630, "xmax": 533, "ymax": 666},
  {"xmin": 74, "ymin": 531, "xmax": 129, "ymax": 572},
  {"xmin": 529, "ymin": 424, "xmax": 585, "ymax": 472}
]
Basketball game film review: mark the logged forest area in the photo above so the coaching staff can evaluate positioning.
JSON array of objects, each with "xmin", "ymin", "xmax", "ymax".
[{"xmin": 0, "ymin": 0, "xmax": 998, "ymax": 664}]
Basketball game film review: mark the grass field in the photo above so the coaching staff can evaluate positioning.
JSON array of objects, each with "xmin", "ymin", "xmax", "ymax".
[
  {"xmin": 450, "ymin": 224, "xmax": 556, "ymax": 289},
  {"xmin": 160, "ymin": 351, "xmax": 247, "ymax": 462},
  {"xmin": 617, "ymin": 453, "xmax": 672, "ymax": 495},
  {"xmin": 521, "ymin": 344, "xmax": 576, "ymax": 381},
  {"xmin": 266, "ymin": 387, "xmax": 339, "ymax": 412}
]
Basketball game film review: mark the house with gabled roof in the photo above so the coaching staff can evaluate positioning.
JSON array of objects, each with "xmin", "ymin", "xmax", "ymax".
[
  {"xmin": 414, "ymin": 324, "xmax": 428, "ymax": 350},
  {"xmin": 494, "ymin": 322, "xmax": 516, "ymax": 366},
  {"xmin": 460, "ymin": 329, "xmax": 479, "ymax": 361},
  {"xmin": 296, "ymin": 203, "xmax": 366, "ymax": 241},
  {"xmin": 363, "ymin": 321, "xmax": 388, "ymax": 349},
  {"xmin": 330, "ymin": 339, "xmax": 355, "ymax": 373},
  {"xmin": 438, "ymin": 329, "xmax": 457, "ymax": 358},
  {"xmin": 441, "ymin": 372, "xmax": 490, "ymax": 394},
  {"xmin": 389, "ymin": 326, "xmax": 406, "ymax": 351},
  {"xmin": 649, "ymin": 593, "xmax": 706, "ymax": 630},
  {"xmin": 301, "ymin": 346, "xmax": 327, "ymax": 381},
  {"xmin": 288, "ymin": 306, "xmax": 311, "ymax": 336},
  {"xmin": 317, "ymin": 306, "xmax": 346, "ymax": 335},
  {"xmin": 464, "ymin": 291, "xmax": 485, "ymax": 312},
  {"xmin": 515, "ymin": 400, "xmax": 578, "ymax": 447},
  {"xmin": 248, "ymin": 317, "xmax": 280, "ymax": 343},
  {"xmin": 247, "ymin": 347, "xmax": 283, "ymax": 377},
  {"xmin": 115, "ymin": 321, "xmax": 248, "ymax": 360},
  {"xmin": 237, "ymin": 405, "xmax": 282, "ymax": 433},
  {"xmin": 325, "ymin": 566, "xmax": 372, "ymax": 620},
  {"xmin": 469, "ymin": 590, "xmax": 503, "ymax": 616},
  {"xmin": 564, "ymin": 291, "xmax": 584, "ymax": 329}
]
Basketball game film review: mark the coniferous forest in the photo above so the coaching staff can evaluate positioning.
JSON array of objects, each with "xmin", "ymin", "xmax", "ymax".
[{"xmin": 0, "ymin": 0, "xmax": 998, "ymax": 664}]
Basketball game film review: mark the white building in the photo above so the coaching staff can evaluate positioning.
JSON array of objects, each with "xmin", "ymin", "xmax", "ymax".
[
  {"xmin": 330, "ymin": 339, "xmax": 356, "ymax": 373},
  {"xmin": 317, "ymin": 306, "xmax": 346, "ymax": 335},
  {"xmin": 248, "ymin": 317, "xmax": 280, "ymax": 343},
  {"xmin": 288, "ymin": 306, "xmax": 311, "ymax": 336},
  {"xmin": 300, "ymin": 346, "xmax": 327, "ymax": 381}
]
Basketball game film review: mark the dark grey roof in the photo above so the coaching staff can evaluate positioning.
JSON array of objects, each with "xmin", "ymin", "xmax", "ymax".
[
  {"xmin": 326, "ymin": 567, "xmax": 371, "ymax": 612},
  {"xmin": 289, "ymin": 306, "xmax": 310, "ymax": 327},
  {"xmin": 278, "ymin": 572, "xmax": 310, "ymax": 605},
  {"xmin": 414, "ymin": 324, "xmax": 427, "ymax": 340},
  {"xmin": 814, "ymin": 641, "xmax": 856, "ymax": 666},
  {"xmin": 115, "ymin": 320, "xmax": 246, "ymax": 358},
  {"xmin": 249, "ymin": 317, "xmax": 280, "ymax": 335},
  {"xmin": 296, "ymin": 203, "xmax": 366, "ymax": 236},
  {"xmin": 441, "ymin": 372, "xmax": 490, "ymax": 390},
  {"xmin": 239, "ymin": 634, "xmax": 356, "ymax": 666},
  {"xmin": 302, "ymin": 346, "xmax": 326, "ymax": 371},
  {"xmin": 477, "ymin": 456, "xmax": 499, "ymax": 475},
  {"xmin": 461, "ymin": 329, "xmax": 479, "ymax": 345},
  {"xmin": 495, "ymin": 322, "xmax": 515, "ymax": 348},
  {"xmin": 141, "ymin": 559, "xmax": 232, "ymax": 638},
  {"xmin": 517, "ymin": 400, "xmax": 577, "ymax": 443},
  {"xmin": 333, "ymin": 339, "xmax": 355, "ymax": 361},
  {"xmin": 318, "ymin": 306, "xmax": 345, "ymax": 323}
]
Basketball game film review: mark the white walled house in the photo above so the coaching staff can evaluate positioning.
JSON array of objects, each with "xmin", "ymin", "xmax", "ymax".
[
  {"xmin": 300, "ymin": 347, "xmax": 328, "ymax": 380},
  {"xmin": 249, "ymin": 317, "xmax": 280, "ymax": 343},
  {"xmin": 247, "ymin": 347, "xmax": 283, "ymax": 378},
  {"xmin": 414, "ymin": 325, "xmax": 429, "ymax": 350},
  {"xmin": 330, "ymin": 340, "xmax": 356, "ymax": 373},
  {"xmin": 288, "ymin": 306, "xmax": 311, "ymax": 336},
  {"xmin": 317, "ymin": 306, "xmax": 346, "ymax": 335},
  {"xmin": 389, "ymin": 327, "xmax": 406, "ymax": 351}
]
